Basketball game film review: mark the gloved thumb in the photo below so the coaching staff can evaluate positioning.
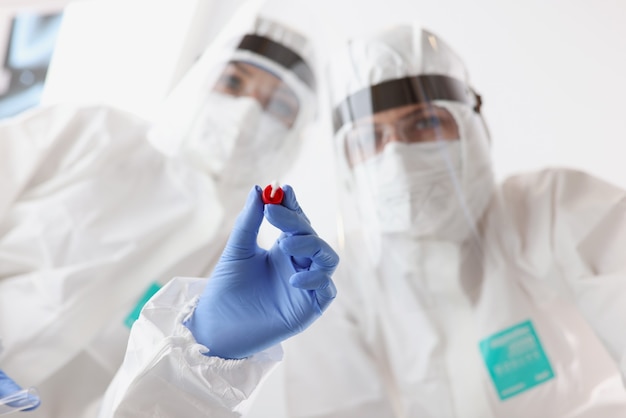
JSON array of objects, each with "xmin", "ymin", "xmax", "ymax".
[{"xmin": 220, "ymin": 185, "xmax": 264, "ymax": 260}]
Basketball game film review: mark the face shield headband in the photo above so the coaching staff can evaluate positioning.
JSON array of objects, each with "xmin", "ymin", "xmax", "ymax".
[
  {"xmin": 332, "ymin": 74, "xmax": 481, "ymax": 133},
  {"xmin": 236, "ymin": 34, "xmax": 315, "ymax": 91}
]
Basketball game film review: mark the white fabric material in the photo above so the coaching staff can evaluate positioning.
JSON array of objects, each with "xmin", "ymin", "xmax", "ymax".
[
  {"xmin": 352, "ymin": 141, "xmax": 463, "ymax": 235},
  {"xmin": 181, "ymin": 93, "xmax": 288, "ymax": 186},
  {"xmin": 98, "ymin": 277, "xmax": 282, "ymax": 418},
  {"xmin": 285, "ymin": 168, "xmax": 626, "ymax": 418},
  {"xmin": 0, "ymin": 104, "xmax": 235, "ymax": 417},
  {"xmin": 183, "ymin": 94, "xmax": 263, "ymax": 177}
]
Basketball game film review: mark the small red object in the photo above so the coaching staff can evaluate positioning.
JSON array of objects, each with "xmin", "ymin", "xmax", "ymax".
[{"xmin": 262, "ymin": 183, "xmax": 284, "ymax": 205}]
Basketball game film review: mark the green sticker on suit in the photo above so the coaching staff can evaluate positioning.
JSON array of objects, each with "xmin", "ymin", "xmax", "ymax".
[{"xmin": 479, "ymin": 320, "xmax": 554, "ymax": 400}]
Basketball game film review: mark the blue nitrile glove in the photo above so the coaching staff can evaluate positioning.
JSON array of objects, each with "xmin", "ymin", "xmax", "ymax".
[
  {"xmin": 184, "ymin": 185, "xmax": 339, "ymax": 359},
  {"xmin": 0, "ymin": 369, "xmax": 40, "ymax": 412}
]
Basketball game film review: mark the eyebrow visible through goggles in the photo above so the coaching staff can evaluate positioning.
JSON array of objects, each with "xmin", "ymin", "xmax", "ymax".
[
  {"xmin": 368, "ymin": 106, "xmax": 445, "ymax": 131},
  {"xmin": 232, "ymin": 61, "xmax": 253, "ymax": 76}
]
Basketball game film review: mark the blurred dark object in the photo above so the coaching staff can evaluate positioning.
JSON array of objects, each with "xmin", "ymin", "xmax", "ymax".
[{"xmin": 0, "ymin": 11, "xmax": 64, "ymax": 119}]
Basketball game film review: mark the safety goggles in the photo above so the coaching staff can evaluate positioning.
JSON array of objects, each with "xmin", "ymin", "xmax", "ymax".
[
  {"xmin": 343, "ymin": 103, "xmax": 460, "ymax": 165},
  {"xmin": 334, "ymin": 74, "xmax": 481, "ymax": 166}
]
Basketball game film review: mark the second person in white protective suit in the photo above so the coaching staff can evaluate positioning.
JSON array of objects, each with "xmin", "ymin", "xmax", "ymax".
[
  {"xmin": 0, "ymin": 3, "xmax": 318, "ymax": 416},
  {"xmin": 282, "ymin": 24, "xmax": 626, "ymax": 417}
]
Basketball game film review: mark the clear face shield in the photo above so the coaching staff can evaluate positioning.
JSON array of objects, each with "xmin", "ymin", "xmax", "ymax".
[
  {"xmin": 333, "ymin": 74, "xmax": 493, "ymax": 253},
  {"xmin": 149, "ymin": 12, "xmax": 316, "ymax": 190}
]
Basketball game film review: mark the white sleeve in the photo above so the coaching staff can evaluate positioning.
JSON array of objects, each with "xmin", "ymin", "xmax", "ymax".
[
  {"xmin": 99, "ymin": 277, "xmax": 283, "ymax": 418},
  {"xmin": 0, "ymin": 105, "xmax": 121, "ymax": 219},
  {"xmin": 0, "ymin": 104, "xmax": 225, "ymax": 388},
  {"xmin": 0, "ymin": 104, "xmax": 153, "ymax": 382}
]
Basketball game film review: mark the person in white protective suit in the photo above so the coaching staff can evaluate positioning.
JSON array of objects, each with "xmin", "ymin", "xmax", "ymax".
[
  {"xmin": 280, "ymin": 24, "xmax": 626, "ymax": 418},
  {"xmin": 0, "ymin": 3, "xmax": 319, "ymax": 416}
]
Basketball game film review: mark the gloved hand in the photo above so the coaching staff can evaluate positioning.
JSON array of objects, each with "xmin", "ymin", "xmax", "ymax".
[
  {"xmin": 0, "ymin": 369, "xmax": 40, "ymax": 413},
  {"xmin": 185, "ymin": 185, "xmax": 339, "ymax": 359}
]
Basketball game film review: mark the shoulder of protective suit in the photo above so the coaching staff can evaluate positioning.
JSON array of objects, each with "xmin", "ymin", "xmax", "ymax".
[
  {"xmin": 0, "ymin": 102, "xmax": 157, "ymax": 184},
  {"xmin": 3, "ymin": 102, "xmax": 149, "ymax": 130},
  {"xmin": 5, "ymin": 103, "xmax": 151, "ymax": 146},
  {"xmin": 501, "ymin": 167, "xmax": 624, "ymax": 199},
  {"xmin": 499, "ymin": 167, "xmax": 625, "ymax": 237}
]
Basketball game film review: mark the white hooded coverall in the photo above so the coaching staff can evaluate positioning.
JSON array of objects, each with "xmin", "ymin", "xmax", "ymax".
[
  {"xmin": 0, "ymin": 6, "xmax": 316, "ymax": 417},
  {"xmin": 281, "ymin": 25, "xmax": 626, "ymax": 418}
]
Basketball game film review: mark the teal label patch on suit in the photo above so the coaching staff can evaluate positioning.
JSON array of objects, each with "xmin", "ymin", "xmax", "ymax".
[
  {"xmin": 479, "ymin": 320, "xmax": 554, "ymax": 400},
  {"xmin": 124, "ymin": 282, "xmax": 162, "ymax": 329}
]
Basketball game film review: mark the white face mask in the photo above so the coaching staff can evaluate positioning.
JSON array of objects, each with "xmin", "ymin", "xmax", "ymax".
[
  {"xmin": 220, "ymin": 111, "xmax": 289, "ymax": 188},
  {"xmin": 349, "ymin": 102, "xmax": 494, "ymax": 243},
  {"xmin": 353, "ymin": 141, "xmax": 463, "ymax": 237},
  {"xmin": 182, "ymin": 93, "xmax": 289, "ymax": 187}
]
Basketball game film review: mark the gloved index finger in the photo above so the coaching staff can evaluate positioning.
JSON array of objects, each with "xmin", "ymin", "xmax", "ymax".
[
  {"xmin": 279, "ymin": 185, "xmax": 311, "ymax": 225},
  {"xmin": 221, "ymin": 186, "xmax": 264, "ymax": 260},
  {"xmin": 279, "ymin": 235, "xmax": 339, "ymax": 274},
  {"xmin": 264, "ymin": 185, "xmax": 315, "ymax": 237}
]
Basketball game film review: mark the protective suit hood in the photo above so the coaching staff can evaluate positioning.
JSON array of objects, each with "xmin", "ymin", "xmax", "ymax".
[{"xmin": 329, "ymin": 25, "xmax": 494, "ymax": 260}]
